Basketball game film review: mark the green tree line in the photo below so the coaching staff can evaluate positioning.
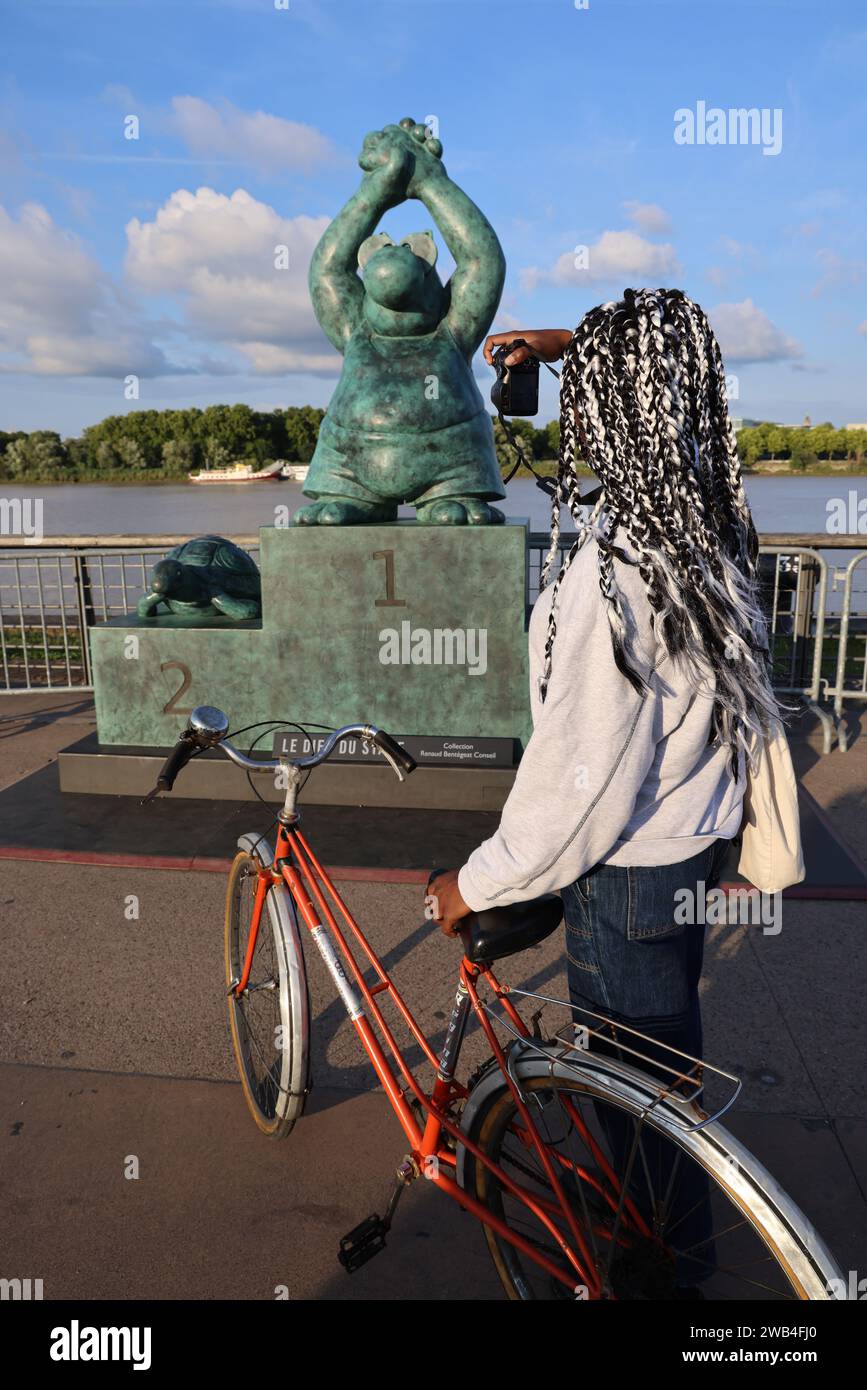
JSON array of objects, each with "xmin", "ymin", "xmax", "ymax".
[
  {"xmin": 737, "ymin": 422, "xmax": 867, "ymax": 472},
  {"xmin": 1, "ymin": 407, "xmax": 865, "ymax": 483},
  {"xmin": 495, "ymin": 419, "xmax": 867, "ymax": 477},
  {"xmin": 0, "ymin": 404, "xmax": 326, "ymax": 482}
]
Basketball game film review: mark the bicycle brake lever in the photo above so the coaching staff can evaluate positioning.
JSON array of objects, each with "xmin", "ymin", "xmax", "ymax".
[
  {"xmin": 377, "ymin": 742, "xmax": 406, "ymax": 783},
  {"xmin": 363, "ymin": 732, "xmax": 406, "ymax": 783}
]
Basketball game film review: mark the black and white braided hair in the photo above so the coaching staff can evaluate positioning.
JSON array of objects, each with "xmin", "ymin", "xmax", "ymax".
[{"xmin": 540, "ymin": 287, "xmax": 778, "ymax": 765}]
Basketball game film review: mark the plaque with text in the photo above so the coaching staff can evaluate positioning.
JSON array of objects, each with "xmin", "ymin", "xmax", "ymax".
[{"xmin": 272, "ymin": 730, "xmax": 517, "ymax": 768}]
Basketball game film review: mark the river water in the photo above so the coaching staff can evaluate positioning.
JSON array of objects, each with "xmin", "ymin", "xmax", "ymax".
[{"xmin": 2, "ymin": 474, "xmax": 865, "ymax": 538}]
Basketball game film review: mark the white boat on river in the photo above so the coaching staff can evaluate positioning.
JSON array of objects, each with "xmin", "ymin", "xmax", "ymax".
[
  {"xmin": 188, "ymin": 459, "xmax": 284, "ymax": 484},
  {"xmin": 279, "ymin": 463, "xmax": 309, "ymax": 482}
]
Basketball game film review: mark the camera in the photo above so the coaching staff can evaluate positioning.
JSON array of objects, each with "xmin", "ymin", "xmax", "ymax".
[{"xmin": 490, "ymin": 339, "xmax": 540, "ymax": 417}]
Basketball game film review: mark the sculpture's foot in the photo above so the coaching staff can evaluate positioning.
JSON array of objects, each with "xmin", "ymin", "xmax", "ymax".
[
  {"xmin": 416, "ymin": 497, "xmax": 506, "ymax": 526},
  {"xmin": 294, "ymin": 497, "xmax": 398, "ymax": 526},
  {"xmin": 211, "ymin": 594, "xmax": 261, "ymax": 621}
]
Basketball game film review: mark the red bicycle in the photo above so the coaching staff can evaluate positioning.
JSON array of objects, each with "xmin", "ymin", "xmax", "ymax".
[{"xmin": 153, "ymin": 705, "xmax": 844, "ymax": 1300}]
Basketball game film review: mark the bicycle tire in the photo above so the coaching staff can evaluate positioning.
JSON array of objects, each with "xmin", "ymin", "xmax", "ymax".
[
  {"xmin": 224, "ymin": 846, "xmax": 311, "ymax": 1139},
  {"xmin": 458, "ymin": 1050, "xmax": 845, "ymax": 1301}
]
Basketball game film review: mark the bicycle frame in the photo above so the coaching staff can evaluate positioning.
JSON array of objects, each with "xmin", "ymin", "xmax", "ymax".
[{"xmin": 235, "ymin": 816, "xmax": 660, "ymax": 1298}]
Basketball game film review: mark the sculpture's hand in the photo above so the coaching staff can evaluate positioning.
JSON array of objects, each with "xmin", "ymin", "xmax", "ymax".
[
  {"xmin": 395, "ymin": 117, "xmax": 446, "ymax": 197},
  {"xmin": 359, "ymin": 120, "xmax": 445, "ymax": 203},
  {"xmin": 358, "ymin": 125, "xmax": 415, "ymax": 207}
]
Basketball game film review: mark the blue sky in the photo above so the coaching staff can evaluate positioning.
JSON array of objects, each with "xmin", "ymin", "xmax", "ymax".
[{"xmin": 1, "ymin": 0, "xmax": 865, "ymax": 436}]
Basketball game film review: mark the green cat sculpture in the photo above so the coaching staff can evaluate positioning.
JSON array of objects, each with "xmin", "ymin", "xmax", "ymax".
[{"xmin": 296, "ymin": 118, "xmax": 507, "ymax": 526}]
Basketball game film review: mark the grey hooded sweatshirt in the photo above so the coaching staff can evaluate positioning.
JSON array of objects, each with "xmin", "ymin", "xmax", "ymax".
[{"xmin": 458, "ymin": 534, "xmax": 745, "ymax": 912}]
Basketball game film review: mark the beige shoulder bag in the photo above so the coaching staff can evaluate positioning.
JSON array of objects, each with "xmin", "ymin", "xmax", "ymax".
[{"xmin": 738, "ymin": 719, "xmax": 806, "ymax": 894}]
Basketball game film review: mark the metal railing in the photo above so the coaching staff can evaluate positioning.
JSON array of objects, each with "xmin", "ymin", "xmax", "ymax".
[
  {"xmin": 830, "ymin": 552, "xmax": 867, "ymax": 752},
  {"xmin": 0, "ymin": 536, "xmax": 259, "ymax": 693},
  {"xmin": 1, "ymin": 531, "xmax": 865, "ymax": 752}
]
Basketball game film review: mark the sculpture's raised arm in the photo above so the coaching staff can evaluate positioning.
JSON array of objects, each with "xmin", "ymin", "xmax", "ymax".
[
  {"xmin": 308, "ymin": 131, "xmax": 414, "ymax": 350},
  {"xmin": 407, "ymin": 142, "xmax": 506, "ymax": 359}
]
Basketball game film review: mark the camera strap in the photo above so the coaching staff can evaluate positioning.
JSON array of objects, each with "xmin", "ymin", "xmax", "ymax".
[
  {"xmin": 495, "ymin": 358, "xmax": 603, "ymax": 506},
  {"xmin": 498, "ymin": 412, "xmax": 556, "ymax": 494}
]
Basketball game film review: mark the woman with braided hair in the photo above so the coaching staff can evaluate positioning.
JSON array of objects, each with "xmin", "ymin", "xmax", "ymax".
[{"xmin": 430, "ymin": 289, "xmax": 782, "ymax": 1295}]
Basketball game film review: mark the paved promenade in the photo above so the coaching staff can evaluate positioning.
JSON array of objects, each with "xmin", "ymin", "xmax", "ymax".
[{"xmin": 0, "ymin": 693, "xmax": 865, "ymax": 1299}]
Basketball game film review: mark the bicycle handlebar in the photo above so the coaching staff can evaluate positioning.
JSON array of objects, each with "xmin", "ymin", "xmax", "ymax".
[
  {"xmin": 155, "ymin": 733, "xmax": 198, "ymax": 792},
  {"xmin": 147, "ymin": 707, "xmax": 418, "ymax": 798}
]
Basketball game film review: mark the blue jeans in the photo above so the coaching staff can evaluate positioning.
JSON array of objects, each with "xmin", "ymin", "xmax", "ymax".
[{"xmin": 561, "ymin": 838, "xmax": 730, "ymax": 1289}]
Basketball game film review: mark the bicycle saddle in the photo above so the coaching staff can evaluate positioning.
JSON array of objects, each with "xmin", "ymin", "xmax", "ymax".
[{"xmin": 458, "ymin": 895, "xmax": 563, "ymax": 965}]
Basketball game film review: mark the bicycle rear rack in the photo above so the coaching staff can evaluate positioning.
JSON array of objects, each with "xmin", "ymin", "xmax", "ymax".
[{"xmin": 480, "ymin": 987, "xmax": 743, "ymax": 1134}]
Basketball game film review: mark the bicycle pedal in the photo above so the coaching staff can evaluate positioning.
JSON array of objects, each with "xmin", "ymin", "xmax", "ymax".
[{"xmin": 338, "ymin": 1214, "xmax": 388, "ymax": 1273}]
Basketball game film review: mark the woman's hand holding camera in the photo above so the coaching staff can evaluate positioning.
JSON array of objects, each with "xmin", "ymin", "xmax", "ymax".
[{"xmin": 484, "ymin": 329, "xmax": 573, "ymax": 367}]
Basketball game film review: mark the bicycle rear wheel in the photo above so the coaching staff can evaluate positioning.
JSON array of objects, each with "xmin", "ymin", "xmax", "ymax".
[
  {"xmin": 460, "ymin": 1062, "xmax": 843, "ymax": 1301},
  {"xmin": 224, "ymin": 846, "xmax": 311, "ymax": 1138}
]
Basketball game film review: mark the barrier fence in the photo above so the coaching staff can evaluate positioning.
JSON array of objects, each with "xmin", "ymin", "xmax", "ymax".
[{"xmin": 1, "ymin": 532, "xmax": 865, "ymax": 752}]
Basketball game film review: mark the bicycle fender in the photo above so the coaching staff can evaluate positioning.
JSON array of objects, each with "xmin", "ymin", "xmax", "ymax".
[
  {"xmin": 236, "ymin": 832, "xmax": 312, "ymax": 1108},
  {"xmin": 237, "ymin": 831, "xmax": 275, "ymax": 869}
]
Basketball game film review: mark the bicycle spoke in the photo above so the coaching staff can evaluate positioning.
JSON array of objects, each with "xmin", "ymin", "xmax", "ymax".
[
  {"xmin": 660, "ymin": 1189, "xmax": 713, "ymax": 1240},
  {"xmin": 602, "ymin": 1114, "xmax": 649, "ymax": 1279},
  {"xmin": 679, "ymin": 1214, "xmax": 750, "ymax": 1249},
  {"xmin": 500, "ymin": 1096, "xmax": 644, "ymax": 1281},
  {"xmin": 684, "ymin": 1256, "xmax": 797, "ymax": 1299}
]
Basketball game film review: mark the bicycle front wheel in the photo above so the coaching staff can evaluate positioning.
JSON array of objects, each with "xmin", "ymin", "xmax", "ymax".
[
  {"xmin": 460, "ymin": 1061, "xmax": 844, "ymax": 1301},
  {"xmin": 224, "ymin": 847, "xmax": 311, "ymax": 1138}
]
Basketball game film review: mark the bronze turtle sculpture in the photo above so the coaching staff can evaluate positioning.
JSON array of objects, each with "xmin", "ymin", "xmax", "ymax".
[{"xmin": 137, "ymin": 535, "xmax": 261, "ymax": 620}]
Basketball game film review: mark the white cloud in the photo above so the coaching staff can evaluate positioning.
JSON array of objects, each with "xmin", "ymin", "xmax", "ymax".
[
  {"xmin": 707, "ymin": 298, "xmax": 803, "ymax": 364},
  {"xmin": 521, "ymin": 229, "xmax": 680, "ymax": 291},
  {"xmin": 0, "ymin": 202, "xmax": 172, "ymax": 377},
  {"xmin": 125, "ymin": 186, "xmax": 338, "ymax": 373},
  {"xmin": 705, "ymin": 266, "xmax": 732, "ymax": 290},
  {"xmin": 624, "ymin": 201, "xmax": 672, "ymax": 235},
  {"xmin": 719, "ymin": 237, "xmax": 756, "ymax": 259},
  {"xmin": 0, "ymin": 186, "xmax": 342, "ymax": 382},
  {"xmin": 100, "ymin": 83, "xmax": 137, "ymax": 109},
  {"xmin": 168, "ymin": 97, "xmax": 337, "ymax": 174},
  {"xmin": 705, "ymin": 237, "xmax": 761, "ymax": 291},
  {"xmin": 811, "ymin": 248, "xmax": 867, "ymax": 298}
]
